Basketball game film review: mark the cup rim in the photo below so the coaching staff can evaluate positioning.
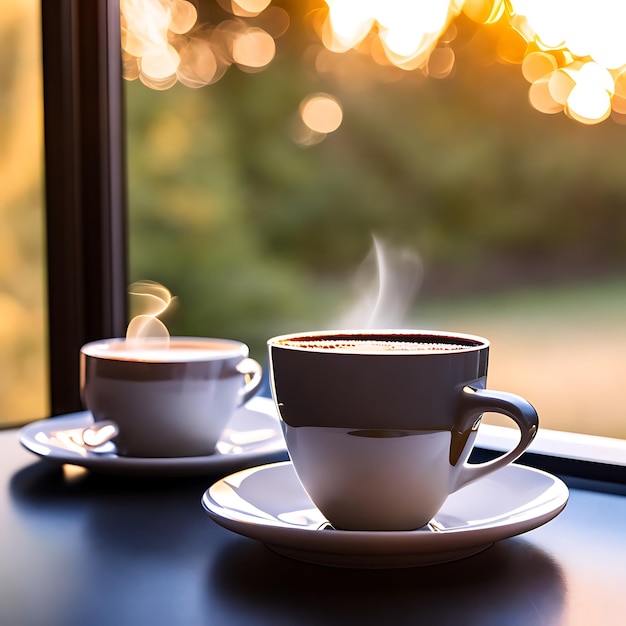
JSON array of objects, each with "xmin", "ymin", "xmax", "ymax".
[
  {"xmin": 267, "ymin": 329, "xmax": 489, "ymax": 354},
  {"xmin": 81, "ymin": 336, "xmax": 249, "ymax": 362}
]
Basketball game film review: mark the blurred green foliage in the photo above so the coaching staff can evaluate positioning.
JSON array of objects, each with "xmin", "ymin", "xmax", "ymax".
[{"xmin": 126, "ymin": 6, "xmax": 626, "ymax": 360}]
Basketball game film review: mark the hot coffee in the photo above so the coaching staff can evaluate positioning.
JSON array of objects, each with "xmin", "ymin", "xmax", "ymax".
[
  {"xmin": 277, "ymin": 337, "xmax": 470, "ymax": 353},
  {"xmin": 268, "ymin": 329, "xmax": 539, "ymax": 530},
  {"xmin": 80, "ymin": 337, "xmax": 263, "ymax": 457}
]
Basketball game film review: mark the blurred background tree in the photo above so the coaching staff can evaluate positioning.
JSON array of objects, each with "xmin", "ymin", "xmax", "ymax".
[{"xmin": 126, "ymin": 3, "xmax": 626, "ymax": 358}]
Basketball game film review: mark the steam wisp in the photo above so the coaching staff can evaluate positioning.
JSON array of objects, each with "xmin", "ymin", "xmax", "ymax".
[
  {"xmin": 126, "ymin": 280, "xmax": 173, "ymax": 350},
  {"xmin": 338, "ymin": 236, "xmax": 423, "ymax": 329}
]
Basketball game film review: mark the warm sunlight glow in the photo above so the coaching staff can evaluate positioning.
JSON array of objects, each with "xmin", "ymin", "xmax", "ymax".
[
  {"xmin": 323, "ymin": 0, "xmax": 462, "ymax": 71},
  {"xmin": 319, "ymin": 0, "xmax": 626, "ymax": 124},
  {"xmin": 503, "ymin": 0, "xmax": 626, "ymax": 123},
  {"xmin": 121, "ymin": 0, "xmax": 279, "ymax": 88},
  {"xmin": 122, "ymin": 1, "xmax": 626, "ymax": 124}
]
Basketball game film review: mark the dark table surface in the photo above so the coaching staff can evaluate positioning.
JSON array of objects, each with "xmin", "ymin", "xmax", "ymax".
[{"xmin": 1, "ymin": 423, "xmax": 625, "ymax": 626}]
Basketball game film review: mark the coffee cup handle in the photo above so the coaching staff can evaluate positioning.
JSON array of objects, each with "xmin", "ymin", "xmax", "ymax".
[
  {"xmin": 236, "ymin": 357, "xmax": 263, "ymax": 405},
  {"xmin": 452, "ymin": 385, "xmax": 539, "ymax": 491}
]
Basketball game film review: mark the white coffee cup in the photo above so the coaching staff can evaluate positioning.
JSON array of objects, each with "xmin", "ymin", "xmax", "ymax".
[
  {"xmin": 268, "ymin": 329, "xmax": 539, "ymax": 531},
  {"xmin": 80, "ymin": 337, "xmax": 263, "ymax": 457}
]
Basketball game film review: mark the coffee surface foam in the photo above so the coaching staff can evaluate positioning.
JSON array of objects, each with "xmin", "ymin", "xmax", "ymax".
[
  {"xmin": 83, "ymin": 339, "xmax": 242, "ymax": 361},
  {"xmin": 280, "ymin": 339, "xmax": 469, "ymax": 353}
]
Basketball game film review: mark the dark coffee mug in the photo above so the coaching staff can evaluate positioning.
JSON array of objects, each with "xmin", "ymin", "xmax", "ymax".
[{"xmin": 268, "ymin": 329, "xmax": 539, "ymax": 530}]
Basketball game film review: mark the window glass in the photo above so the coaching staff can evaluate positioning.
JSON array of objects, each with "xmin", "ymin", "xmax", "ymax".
[
  {"xmin": 0, "ymin": 1, "xmax": 47, "ymax": 427},
  {"xmin": 125, "ymin": 1, "xmax": 626, "ymax": 440}
]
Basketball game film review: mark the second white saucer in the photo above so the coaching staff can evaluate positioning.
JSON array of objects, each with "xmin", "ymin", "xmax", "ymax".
[
  {"xmin": 202, "ymin": 460, "xmax": 568, "ymax": 568},
  {"xmin": 20, "ymin": 396, "xmax": 287, "ymax": 477}
]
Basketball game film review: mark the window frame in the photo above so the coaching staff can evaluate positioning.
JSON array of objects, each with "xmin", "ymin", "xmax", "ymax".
[
  {"xmin": 42, "ymin": 0, "xmax": 128, "ymax": 417},
  {"xmin": 40, "ymin": 0, "xmax": 625, "ymax": 484}
]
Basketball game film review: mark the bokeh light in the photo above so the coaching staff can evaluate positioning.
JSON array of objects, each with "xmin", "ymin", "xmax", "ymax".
[
  {"xmin": 232, "ymin": 26, "xmax": 276, "ymax": 70},
  {"xmin": 318, "ymin": 0, "xmax": 626, "ymax": 124},
  {"xmin": 121, "ymin": 0, "xmax": 282, "ymax": 88},
  {"xmin": 301, "ymin": 93, "xmax": 343, "ymax": 133},
  {"xmin": 291, "ymin": 93, "xmax": 343, "ymax": 147},
  {"xmin": 507, "ymin": 0, "xmax": 626, "ymax": 123},
  {"xmin": 322, "ymin": 0, "xmax": 463, "ymax": 72},
  {"xmin": 122, "ymin": 1, "xmax": 626, "ymax": 124}
]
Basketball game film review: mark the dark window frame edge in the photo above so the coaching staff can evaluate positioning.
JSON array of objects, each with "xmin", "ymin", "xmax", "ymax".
[{"xmin": 41, "ymin": 0, "xmax": 128, "ymax": 417}]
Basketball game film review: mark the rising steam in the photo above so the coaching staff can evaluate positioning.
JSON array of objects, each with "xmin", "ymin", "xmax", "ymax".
[
  {"xmin": 126, "ymin": 280, "xmax": 174, "ymax": 349},
  {"xmin": 337, "ymin": 236, "xmax": 423, "ymax": 329}
]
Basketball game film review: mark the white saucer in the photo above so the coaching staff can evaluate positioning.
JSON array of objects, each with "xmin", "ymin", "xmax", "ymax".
[
  {"xmin": 20, "ymin": 397, "xmax": 287, "ymax": 477},
  {"xmin": 202, "ymin": 461, "xmax": 569, "ymax": 568}
]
